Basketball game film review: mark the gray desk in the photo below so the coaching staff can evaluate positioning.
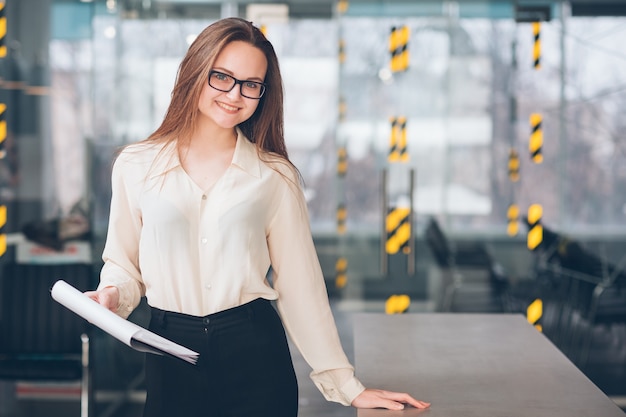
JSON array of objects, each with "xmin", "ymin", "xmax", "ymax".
[{"xmin": 354, "ymin": 313, "xmax": 624, "ymax": 417}]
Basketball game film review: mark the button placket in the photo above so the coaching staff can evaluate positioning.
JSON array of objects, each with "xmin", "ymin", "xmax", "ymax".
[{"xmin": 198, "ymin": 188, "xmax": 217, "ymax": 311}]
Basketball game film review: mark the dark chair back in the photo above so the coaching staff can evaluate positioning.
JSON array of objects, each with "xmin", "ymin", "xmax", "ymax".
[
  {"xmin": 0, "ymin": 263, "xmax": 94, "ymax": 382},
  {"xmin": 425, "ymin": 217, "xmax": 451, "ymax": 268}
]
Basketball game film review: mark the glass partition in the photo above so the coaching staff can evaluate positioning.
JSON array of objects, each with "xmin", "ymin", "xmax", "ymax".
[{"xmin": 46, "ymin": 1, "xmax": 626, "ymax": 242}]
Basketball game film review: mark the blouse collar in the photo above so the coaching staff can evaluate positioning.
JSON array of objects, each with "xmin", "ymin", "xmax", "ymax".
[
  {"xmin": 150, "ymin": 127, "xmax": 261, "ymax": 179},
  {"xmin": 232, "ymin": 128, "xmax": 262, "ymax": 178}
]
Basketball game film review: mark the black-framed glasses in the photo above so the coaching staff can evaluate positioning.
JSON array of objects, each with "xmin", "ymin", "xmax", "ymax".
[{"xmin": 208, "ymin": 70, "xmax": 267, "ymax": 99}]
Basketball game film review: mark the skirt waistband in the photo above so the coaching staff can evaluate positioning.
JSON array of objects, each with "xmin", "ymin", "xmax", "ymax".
[{"xmin": 150, "ymin": 298, "xmax": 271, "ymax": 329}]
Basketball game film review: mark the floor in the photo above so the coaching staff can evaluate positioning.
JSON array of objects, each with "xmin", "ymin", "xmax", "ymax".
[{"xmin": 1, "ymin": 294, "xmax": 624, "ymax": 417}]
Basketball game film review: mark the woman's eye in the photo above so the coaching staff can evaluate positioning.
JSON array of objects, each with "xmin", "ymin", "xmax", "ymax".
[{"xmin": 245, "ymin": 82, "xmax": 259, "ymax": 89}]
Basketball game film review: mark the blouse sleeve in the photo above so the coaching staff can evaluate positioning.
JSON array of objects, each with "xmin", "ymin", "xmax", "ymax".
[
  {"xmin": 266, "ymin": 173, "xmax": 366, "ymax": 406},
  {"xmin": 97, "ymin": 152, "xmax": 145, "ymax": 319}
]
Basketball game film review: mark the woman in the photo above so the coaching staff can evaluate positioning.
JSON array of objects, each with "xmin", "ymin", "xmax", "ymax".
[{"xmin": 86, "ymin": 17, "xmax": 430, "ymax": 417}]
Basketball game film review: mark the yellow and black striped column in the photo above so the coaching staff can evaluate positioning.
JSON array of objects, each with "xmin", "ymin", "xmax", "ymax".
[
  {"xmin": 335, "ymin": 156, "xmax": 348, "ymax": 285},
  {"xmin": 507, "ymin": 204, "xmax": 519, "ymax": 237},
  {"xmin": 335, "ymin": 15, "xmax": 348, "ymax": 289},
  {"xmin": 335, "ymin": 257, "xmax": 347, "ymax": 289},
  {"xmin": 532, "ymin": 22, "xmax": 541, "ymax": 70},
  {"xmin": 337, "ymin": 146, "xmax": 347, "ymax": 178},
  {"xmin": 0, "ymin": 2, "xmax": 6, "ymax": 258},
  {"xmin": 336, "ymin": 146, "xmax": 347, "ymax": 234},
  {"xmin": 336, "ymin": 202, "xmax": 346, "ymax": 235},
  {"xmin": 0, "ymin": 1, "xmax": 5, "ymax": 158},
  {"xmin": 0, "ymin": 1, "xmax": 6, "ymax": 58},
  {"xmin": 0, "ymin": 103, "xmax": 6, "ymax": 159},
  {"xmin": 388, "ymin": 116, "xmax": 408, "ymax": 163},
  {"xmin": 338, "ymin": 95, "xmax": 346, "ymax": 122},
  {"xmin": 389, "ymin": 25, "xmax": 409, "ymax": 73},
  {"xmin": 0, "ymin": 204, "xmax": 6, "ymax": 257},
  {"xmin": 507, "ymin": 148, "xmax": 520, "ymax": 237},
  {"xmin": 388, "ymin": 118, "xmax": 399, "ymax": 162},
  {"xmin": 508, "ymin": 148, "xmax": 520, "ymax": 182},
  {"xmin": 527, "ymin": 204, "xmax": 543, "ymax": 250},
  {"xmin": 386, "ymin": 207, "xmax": 411, "ymax": 255},
  {"xmin": 339, "ymin": 38, "xmax": 346, "ymax": 65},
  {"xmin": 527, "ymin": 298, "xmax": 543, "ymax": 331},
  {"xmin": 529, "ymin": 113, "xmax": 543, "ymax": 163}
]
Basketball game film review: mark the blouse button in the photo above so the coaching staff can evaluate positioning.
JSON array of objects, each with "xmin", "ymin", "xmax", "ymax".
[
  {"xmin": 201, "ymin": 195, "xmax": 207, "ymax": 200},
  {"xmin": 205, "ymin": 284, "xmax": 212, "ymax": 290},
  {"xmin": 201, "ymin": 237, "xmax": 208, "ymax": 244}
]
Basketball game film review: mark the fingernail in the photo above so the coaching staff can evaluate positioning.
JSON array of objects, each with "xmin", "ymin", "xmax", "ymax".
[{"xmin": 396, "ymin": 404, "xmax": 404, "ymax": 410}]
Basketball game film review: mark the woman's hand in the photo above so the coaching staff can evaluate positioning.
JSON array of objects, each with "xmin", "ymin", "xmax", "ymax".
[
  {"xmin": 351, "ymin": 388, "xmax": 431, "ymax": 411},
  {"xmin": 84, "ymin": 286, "xmax": 120, "ymax": 313}
]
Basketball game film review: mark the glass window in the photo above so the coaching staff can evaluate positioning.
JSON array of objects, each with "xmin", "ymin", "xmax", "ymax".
[{"xmin": 47, "ymin": 5, "xmax": 626, "ymax": 238}]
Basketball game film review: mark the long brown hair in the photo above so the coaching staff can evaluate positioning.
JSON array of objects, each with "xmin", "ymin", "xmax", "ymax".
[{"xmin": 145, "ymin": 17, "xmax": 288, "ymax": 161}]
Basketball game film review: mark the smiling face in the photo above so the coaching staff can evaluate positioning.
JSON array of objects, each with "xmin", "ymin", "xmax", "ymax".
[{"xmin": 197, "ymin": 40, "xmax": 268, "ymax": 132}]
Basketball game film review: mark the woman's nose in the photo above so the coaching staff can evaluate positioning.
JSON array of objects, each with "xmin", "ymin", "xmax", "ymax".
[{"xmin": 226, "ymin": 84, "xmax": 242, "ymax": 99}]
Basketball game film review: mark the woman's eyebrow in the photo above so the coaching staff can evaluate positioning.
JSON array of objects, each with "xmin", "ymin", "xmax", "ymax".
[{"xmin": 212, "ymin": 67, "xmax": 265, "ymax": 82}]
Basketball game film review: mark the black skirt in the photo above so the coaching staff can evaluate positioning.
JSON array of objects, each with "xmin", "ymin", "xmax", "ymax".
[{"xmin": 143, "ymin": 298, "xmax": 299, "ymax": 417}]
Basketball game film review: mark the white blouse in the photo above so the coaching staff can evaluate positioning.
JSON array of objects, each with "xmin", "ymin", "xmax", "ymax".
[{"xmin": 97, "ymin": 129, "xmax": 366, "ymax": 405}]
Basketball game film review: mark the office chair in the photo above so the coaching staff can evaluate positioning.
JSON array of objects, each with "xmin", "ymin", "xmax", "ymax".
[
  {"xmin": 0, "ymin": 262, "xmax": 95, "ymax": 417},
  {"xmin": 424, "ymin": 217, "xmax": 507, "ymax": 312}
]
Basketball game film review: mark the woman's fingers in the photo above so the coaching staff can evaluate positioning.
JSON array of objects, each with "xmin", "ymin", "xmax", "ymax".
[
  {"xmin": 84, "ymin": 287, "xmax": 119, "ymax": 312},
  {"xmin": 382, "ymin": 390, "xmax": 431, "ymax": 409},
  {"xmin": 352, "ymin": 388, "xmax": 431, "ymax": 410}
]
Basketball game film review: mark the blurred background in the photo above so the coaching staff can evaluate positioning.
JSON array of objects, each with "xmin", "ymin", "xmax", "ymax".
[{"xmin": 0, "ymin": 0, "xmax": 625, "ymax": 416}]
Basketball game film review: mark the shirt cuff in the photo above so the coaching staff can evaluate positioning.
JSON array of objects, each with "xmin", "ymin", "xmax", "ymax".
[
  {"xmin": 311, "ymin": 369, "xmax": 366, "ymax": 406},
  {"xmin": 340, "ymin": 376, "xmax": 367, "ymax": 405}
]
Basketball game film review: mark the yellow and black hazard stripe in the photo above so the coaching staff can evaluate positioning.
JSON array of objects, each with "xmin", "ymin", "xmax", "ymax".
[
  {"xmin": 0, "ymin": 1, "xmax": 6, "ymax": 58},
  {"xmin": 0, "ymin": 0, "xmax": 6, "ymax": 257},
  {"xmin": 507, "ymin": 204, "xmax": 519, "ymax": 237},
  {"xmin": 532, "ymin": 21, "xmax": 541, "ymax": 69},
  {"xmin": 339, "ymin": 38, "xmax": 346, "ymax": 65},
  {"xmin": 385, "ymin": 294, "xmax": 410, "ymax": 314},
  {"xmin": 388, "ymin": 118, "xmax": 399, "ymax": 162},
  {"xmin": 386, "ymin": 207, "xmax": 411, "ymax": 255},
  {"xmin": 527, "ymin": 298, "xmax": 542, "ymax": 331},
  {"xmin": 389, "ymin": 25, "xmax": 409, "ymax": 72},
  {"xmin": 0, "ymin": 204, "xmax": 6, "ymax": 257},
  {"xmin": 338, "ymin": 95, "xmax": 346, "ymax": 122},
  {"xmin": 0, "ymin": 103, "xmax": 6, "ymax": 159},
  {"xmin": 529, "ymin": 113, "xmax": 543, "ymax": 163},
  {"xmin": 397, "ymin": 117, "xmax": 408, "ymax": 162},
  {"xmin": 388, "ymin": 116, "xmax": 408, "ymax": 163},
  {"xmin": 527, "ymin": 204, "xmax": 543, "ymax": 250},
  {"xmin": 508, "ymin": 148, "xmax": 520, "ymax": 182},
  {"xmin": 335, "ymin": 257, "xmax": 347, "ymax": 289},
  {"xmin": 336, "ymin": 203, "xmax": 347, "ymax": 235},
  {"xmin": 337, "ymin": 146, "xmax": 347, "ymax": 177}
]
